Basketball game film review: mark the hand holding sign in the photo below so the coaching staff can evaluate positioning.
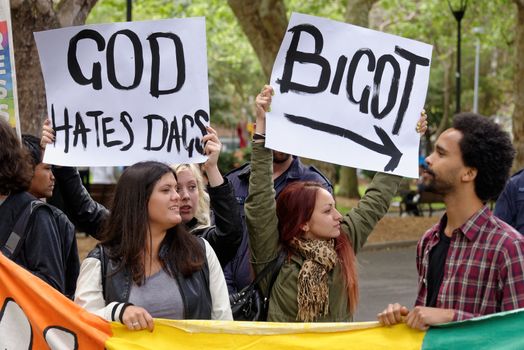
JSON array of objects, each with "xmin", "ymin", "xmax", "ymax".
[
  {"xmin": 201, "ymin": 126, "xmax": 225, "ymax": 187},
  {"xmin": 257, "ymin": 83, "xmax": 428, "ymax": 144},
  {"xmin": 416, "ymin": 110, "xmax": 428, "ymax": 134},
  {"xmin": 254, "ymin": 85, "xmax": 273, "ymax": 134},
  {"xmin": 41, "ymin": 118, "xmax": 55, "ymax": 148}
]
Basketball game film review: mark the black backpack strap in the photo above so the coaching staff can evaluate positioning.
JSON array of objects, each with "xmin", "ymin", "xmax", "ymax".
[
  {"xmin": 264, "ymin": 251, "xmax": 285, "ymax": 299},
  {"xmin": 249, "ymin": 250, "xmax": 285, "ymax": 295},
  {"xmin": 266, "ymin": 251, "xmax": 285, "ymax": 296},
  {"xmin": 1, "ymin": 200, "xmax": 49, "ymax": 260}
]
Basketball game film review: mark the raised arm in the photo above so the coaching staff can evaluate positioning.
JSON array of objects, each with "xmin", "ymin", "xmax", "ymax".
[
  {"xmin": 196, "ymin": 126, "xmax": 242, "ymax": 266},
  {"xmin": 341, "ymin": 172, "xmax": 402, "ymax": 253},
  {"xmin": 245, "ymin": 85, "xmax": 280, "ymax": 273},
  {"xmin": 342, "ymin": 110, "xmax": 427, "ymax": 253}
]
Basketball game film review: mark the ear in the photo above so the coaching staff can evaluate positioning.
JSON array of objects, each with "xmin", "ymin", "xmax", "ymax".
[
  {"xmin": 301, "ymin": 223, "xmax": 309, "ymax": 232},
  {"xmin": 461, "ymin": 167, "xmax": 477, "ymax": 183}
]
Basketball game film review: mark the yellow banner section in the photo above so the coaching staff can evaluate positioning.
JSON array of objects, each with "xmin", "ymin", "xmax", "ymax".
[
  {"xmin": 107, "ymin": 319, "xmax": 425, "ymax": 350},
  {"xmin": 0, "ymin": 253, "xmax": 111, "ymax": 349}
]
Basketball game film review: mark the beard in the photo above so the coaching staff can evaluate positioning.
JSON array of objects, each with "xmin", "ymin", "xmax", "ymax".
[
  {"xmin": 424, "ymin": 168, "xmax": 453, "ymax": 195},
  {"xmin": 272, "ymin": 151, "xmax": 291, "ymax": 164}
]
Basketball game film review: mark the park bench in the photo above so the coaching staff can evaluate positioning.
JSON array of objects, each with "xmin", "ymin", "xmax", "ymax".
[
  {"xmin": 398, "ymin": 191, "xmax": 445, "ymax": 217},
  {"xmin": 88, "ymin": 183, "xmax": 115, "ymax": 209}
]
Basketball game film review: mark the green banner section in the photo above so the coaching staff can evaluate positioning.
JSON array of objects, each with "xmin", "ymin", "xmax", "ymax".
[{"xmin": 423, "ymin": 308, "xmax": 524, "ymax": 350}]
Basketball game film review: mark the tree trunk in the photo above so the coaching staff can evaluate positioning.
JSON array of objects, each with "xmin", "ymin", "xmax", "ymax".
[
  {"xmin": 345, "ymin": 0, "xmax": 377, "ymax": 26},
  {"xmin": 227, "ymin": 0, "xmax": 288, "ymax": 80},
  {"xmin": 336, "ymin": 0, "xmax": 378, "ymax": 199},
  {"xmin": 513, "ymin": 0, "xmax": 524, "ymax": 171},
  {"xmin": 11, "ymin": 0, "xmax": 98, "ymax": 135}
]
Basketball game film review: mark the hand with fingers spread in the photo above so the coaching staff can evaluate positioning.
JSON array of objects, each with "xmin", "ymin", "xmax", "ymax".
[
  {"xmin": 202, "ymin": 125, "xmax": 224, "ymax": 187},
  {"xmin": 254, "ymin": 85, "xmax": 273, "ymax": 134},
  {"xmin": 416, "ymin": 109, "xmax": 428, "ymax": 135},
  {"xmin": 122, "ymin": 305, "xmax": 154, "ymax": 332},
  {"xmin": 41, "ymin": 118, "xmax": 55, "ymax": 148},
  {"xmin": 377, "ymin": 303, "xmax": 409, "ymax": 326}
]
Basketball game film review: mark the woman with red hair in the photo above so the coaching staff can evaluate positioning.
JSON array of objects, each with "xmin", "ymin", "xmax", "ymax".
[{"xmin": 246, "ymin": 85, "xmax": 426, "ymax": 322}]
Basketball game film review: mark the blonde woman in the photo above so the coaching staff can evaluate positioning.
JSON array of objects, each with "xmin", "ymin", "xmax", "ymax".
[{"xmin": 172, "ymin": 127, "xmax": 243, "ymax": 266}]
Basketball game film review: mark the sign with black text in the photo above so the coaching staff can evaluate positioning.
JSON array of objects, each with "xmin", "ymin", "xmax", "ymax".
[
  {"xmin": 35, "ymin": 17, "xmax": 209, "ymax": 166},
  {"xmin": 266, "ymin": 13, "xmax": 432, "ymax": 178}
]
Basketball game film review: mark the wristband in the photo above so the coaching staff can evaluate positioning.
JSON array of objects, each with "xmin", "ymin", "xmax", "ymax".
[
  {"xmin": 252, "ymin": 132, "xmax": 266, "ymax": 141},
  {"xmin": 119, "ymin": 302, "xmax": 134, "ymax": 323}
]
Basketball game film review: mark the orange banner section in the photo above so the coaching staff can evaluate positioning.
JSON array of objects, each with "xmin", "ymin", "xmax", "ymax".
[{"xmin": 0, "ymin": 252, "xmax": 111, "ymax": 349}]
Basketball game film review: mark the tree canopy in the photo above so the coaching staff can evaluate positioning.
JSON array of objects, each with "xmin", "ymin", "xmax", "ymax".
[{"xmin": 13, "ymin": 0, "xmax": 524, "ymax": 178}]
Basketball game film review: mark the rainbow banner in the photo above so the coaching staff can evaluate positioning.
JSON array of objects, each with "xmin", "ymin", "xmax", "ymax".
[
  {"xmin": 1, "ymin": 252, "xmax": 523, "ymax": 349},
  {"xmin": 0, "ymin": 0, "xmax": 20, "ymax": 134}
]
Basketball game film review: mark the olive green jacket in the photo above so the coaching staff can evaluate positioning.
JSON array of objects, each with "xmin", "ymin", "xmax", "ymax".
[{"xmin": 245, "ymin": 142, "xmax": 402, "ymax": 322}]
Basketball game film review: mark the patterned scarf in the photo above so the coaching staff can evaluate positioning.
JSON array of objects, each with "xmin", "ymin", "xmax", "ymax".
[{"xmin": 290, "ymin": 237, "xmax": 338, "ymax": 322}]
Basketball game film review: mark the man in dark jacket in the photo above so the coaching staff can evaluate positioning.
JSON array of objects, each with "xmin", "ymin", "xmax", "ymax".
[
  {"xmin": 0, "ymin": 120, "xmax": 74, "ymax": 298},
  {"xmin": 494, "ymin": 168, "xmax": 524, "ymax": 234},
  {"xmin": 224, "ymin": 150, "xmax": 333, "ymax": 294},
  {"xmin": 21, "ymin": 135, "xmax": 80, "ymax": 299}
]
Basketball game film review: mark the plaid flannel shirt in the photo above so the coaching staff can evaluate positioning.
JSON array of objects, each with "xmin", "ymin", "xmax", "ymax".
[{"xmin": 415, "ymin": 206, "xmax": 524, "ymax": 321}]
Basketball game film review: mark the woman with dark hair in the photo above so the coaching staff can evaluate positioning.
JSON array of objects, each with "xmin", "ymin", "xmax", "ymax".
[
  {"xmin": 246, "ymin": 86, "xmax": 426, "ymax": 322},
  {"xmin": 74, "ymin": 161, "xmax": 232, "ymax": 331}
]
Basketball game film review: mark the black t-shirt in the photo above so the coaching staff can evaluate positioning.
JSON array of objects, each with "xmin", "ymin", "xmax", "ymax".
[{"xmin": 426, "ymin": 227, "xmax": 451, "ymax": 307}]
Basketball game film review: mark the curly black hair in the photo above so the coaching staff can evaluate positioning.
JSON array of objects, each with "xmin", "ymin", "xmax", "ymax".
[
  {"xmin": 453, "ymin": 113, "xmax": 515, "ymax": 201},
  {"xmin": 0, "ymin": 119, "xmax": 33, "ymax": 195}
]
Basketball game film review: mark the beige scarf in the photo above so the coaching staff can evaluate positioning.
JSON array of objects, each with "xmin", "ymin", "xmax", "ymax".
[{"xmin": 290, "ymin": 237, "xmax": 338, "ymax": 322}]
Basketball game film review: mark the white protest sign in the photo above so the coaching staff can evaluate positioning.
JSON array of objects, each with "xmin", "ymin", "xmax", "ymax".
[
  {"xmin": 266, "ymin": 13, "xmax": 432, "ymax": 178},
  {"xmin": 35, "ymin": 17, "xmax": 209, "ymax": 166}
]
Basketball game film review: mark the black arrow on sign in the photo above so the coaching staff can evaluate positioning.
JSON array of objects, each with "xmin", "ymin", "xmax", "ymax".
[{"xmin": 283, "ymin": 113, "xmax": 403, "ymax": 172}]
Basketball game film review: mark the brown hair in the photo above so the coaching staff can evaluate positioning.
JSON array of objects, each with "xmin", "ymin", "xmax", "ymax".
[
  {"xmin": 276, "ymin": 181, "xmax": 359, "ymax": 314},
  {"xmin": 0, "ymin": 119, "xmax": 33, "ymax": 195},
  {"xmin": 101, "ymin": 161, "xmax": 204, "ymax": 284}
]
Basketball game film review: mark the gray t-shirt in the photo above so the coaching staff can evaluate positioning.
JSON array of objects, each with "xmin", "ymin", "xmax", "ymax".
[{"xmin": 128, "ymin": 269, "xmax": 184, "ymax": 319}]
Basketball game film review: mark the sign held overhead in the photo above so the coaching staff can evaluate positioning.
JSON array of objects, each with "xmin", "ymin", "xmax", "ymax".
[
  {"xmin": 267, "ymin": 13, "xmax": 433, "ymax": 178},
  {"xmin": 35, "ymin": 17, "xmax": 209, "ymax": 167}
]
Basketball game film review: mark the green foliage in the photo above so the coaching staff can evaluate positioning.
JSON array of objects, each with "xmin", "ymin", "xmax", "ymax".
[
  {"xmin": 88, "ymin": 0, "xmax": 517, "ymax": 146},
  {"xmin": 217, "ymin": 146, "xmax": 252, "ymax": 175},
  {"xmin": 88, "ymin": 0, "xmax": 264, "ymax": 127},
  {"xmin": 377, "ymin": 0, "xmax": 515, "ymax": 134},
  {"xmin": 286, "ymin": 0, "xmax": 346, "ymax": 20}
]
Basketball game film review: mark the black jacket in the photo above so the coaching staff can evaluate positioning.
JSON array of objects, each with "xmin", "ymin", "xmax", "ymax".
[
  {"xmin": 0, "ymin": 191, "xmax": 79, "ymax": 298},
  {"xmin": 88, "ymin": 236, "xmax": 212, "ymax": 319},
  {"xmin": 53, "ymin": 167, "xmax": 109, "ymax": 240},
  {"xmin": 53, "ymin": 167, "xmax": 242, "ymax": 265},
  {"xmin": 186, "ymin": 179, "xmax": 243, "ymax": 266}
]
